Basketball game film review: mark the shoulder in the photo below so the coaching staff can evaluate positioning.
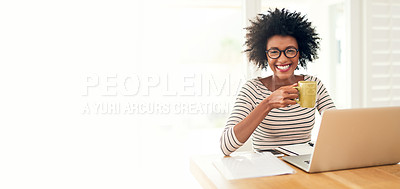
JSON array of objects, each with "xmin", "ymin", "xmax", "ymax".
[
  {"xmin": 304, "ymin": 75, "xmax": 323, "ymax": 83},
  {"xmin": 243, "ymin": 78, "xmax": 262, "ymax": 88},
  {"xmin": 238, "ymin": 78, "xmax": 263, "ymax": 94}
]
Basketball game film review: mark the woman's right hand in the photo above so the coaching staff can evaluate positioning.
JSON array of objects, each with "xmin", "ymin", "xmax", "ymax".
[{"xmin": 265, "ymin": 84, "xmax": 299, "ymax": 110}]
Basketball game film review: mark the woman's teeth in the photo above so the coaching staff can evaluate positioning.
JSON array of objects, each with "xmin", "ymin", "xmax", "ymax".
[{"xmin": 276, "ymin": 65, "xmax": 290, "ymax": 70}]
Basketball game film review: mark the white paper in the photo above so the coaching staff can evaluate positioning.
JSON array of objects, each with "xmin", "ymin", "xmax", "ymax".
[{"xmin": 213, "ymin": 152, "xmax": 295, "ymax": 180}]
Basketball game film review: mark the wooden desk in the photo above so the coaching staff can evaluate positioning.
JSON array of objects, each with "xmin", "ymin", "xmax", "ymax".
[{"xmin": 190, "ymin": 154, "xmax": 400, "ymax": 189}]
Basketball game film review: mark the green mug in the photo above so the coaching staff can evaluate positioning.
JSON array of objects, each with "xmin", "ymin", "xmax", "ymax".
[{"xmin": 293, "ymin": 81, "xmax": 317, "ymax": 108}]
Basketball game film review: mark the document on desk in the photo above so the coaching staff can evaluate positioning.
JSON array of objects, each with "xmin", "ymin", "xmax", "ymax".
[{"xmin": 213, "ymin": 152, "xmax": 295, "ymax": 180}]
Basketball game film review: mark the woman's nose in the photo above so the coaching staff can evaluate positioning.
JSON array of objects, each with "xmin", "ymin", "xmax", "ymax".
[{"xmin": 277, "ymin": 53, "xmax": 289, "ymax": 62}]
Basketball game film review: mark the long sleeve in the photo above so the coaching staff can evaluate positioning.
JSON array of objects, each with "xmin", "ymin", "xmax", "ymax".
[{"xmin": 220, "ymin": 80, "xmax": 258, "ymax": 156}]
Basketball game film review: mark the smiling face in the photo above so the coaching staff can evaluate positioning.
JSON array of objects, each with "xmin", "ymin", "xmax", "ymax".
[{"xmin": 266, "ymin": 35, "xmax": 299, "ymax": 81}]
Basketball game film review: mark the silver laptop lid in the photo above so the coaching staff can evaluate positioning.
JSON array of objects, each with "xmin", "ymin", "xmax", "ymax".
[{"xmin": 308, "ymin": 107, "xmax": 400, "ymax": 173}]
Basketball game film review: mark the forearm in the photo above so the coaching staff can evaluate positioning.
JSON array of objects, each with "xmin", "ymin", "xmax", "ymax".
[{"xmin": 233, "ymin": 99, "xmax": 272, "ymax": 143}]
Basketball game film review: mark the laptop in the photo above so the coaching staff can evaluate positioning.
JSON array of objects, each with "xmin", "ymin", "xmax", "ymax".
[{"xmin": 282, "ymin": 106, "xmax": 400, "ymax": 173}]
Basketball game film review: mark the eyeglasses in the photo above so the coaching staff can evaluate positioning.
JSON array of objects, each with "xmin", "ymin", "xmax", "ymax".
[{"xmin": 265, "ymin": 47, "xmax": 299, "ymax": 59}]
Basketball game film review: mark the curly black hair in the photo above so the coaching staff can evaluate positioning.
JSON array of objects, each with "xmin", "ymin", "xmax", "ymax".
[{"xmin": 244, "ymin": 8, "xmax": 320, "ymax": 70}]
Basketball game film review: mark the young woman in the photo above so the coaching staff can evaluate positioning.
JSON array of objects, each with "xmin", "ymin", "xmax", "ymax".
[{"xmin": 220, "ymin": 8, "xmax": 336, "ymax": 156}]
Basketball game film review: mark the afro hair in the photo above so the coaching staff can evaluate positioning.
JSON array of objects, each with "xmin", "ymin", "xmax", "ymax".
[{"xmin": 244, "ymin": 8, "xmax": 320, "ymax": 70}]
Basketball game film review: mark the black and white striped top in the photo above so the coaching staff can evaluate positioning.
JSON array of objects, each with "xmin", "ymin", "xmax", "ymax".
[{"xmin": 220, "ymin": 75, "xmax": 336, "ymax": 156}]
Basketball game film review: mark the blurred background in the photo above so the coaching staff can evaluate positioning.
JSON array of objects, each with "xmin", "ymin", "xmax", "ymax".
[{"xmin": 1, "ymin": 0, "xmax": 399, "ymax": 188}]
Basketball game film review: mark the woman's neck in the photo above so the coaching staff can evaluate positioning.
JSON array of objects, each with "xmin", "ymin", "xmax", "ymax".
[
  {"xmin": 271, "ymin": 75, "xmax": 297, "ymax": 86},
  {"xmin": 260, "ymin": 75, "xmax": 303, "ymax": 91}
]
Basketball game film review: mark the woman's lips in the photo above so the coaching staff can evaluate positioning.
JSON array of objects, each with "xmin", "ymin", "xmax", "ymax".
[{"xmin": 275, "ymin": 64, "xmax": 291, "ymax": 72}]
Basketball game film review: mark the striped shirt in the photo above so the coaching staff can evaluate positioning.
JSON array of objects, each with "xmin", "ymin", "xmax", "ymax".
[{"xmin": 220, "ymin": 75, "xmax": 336, "ymax": 156}]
